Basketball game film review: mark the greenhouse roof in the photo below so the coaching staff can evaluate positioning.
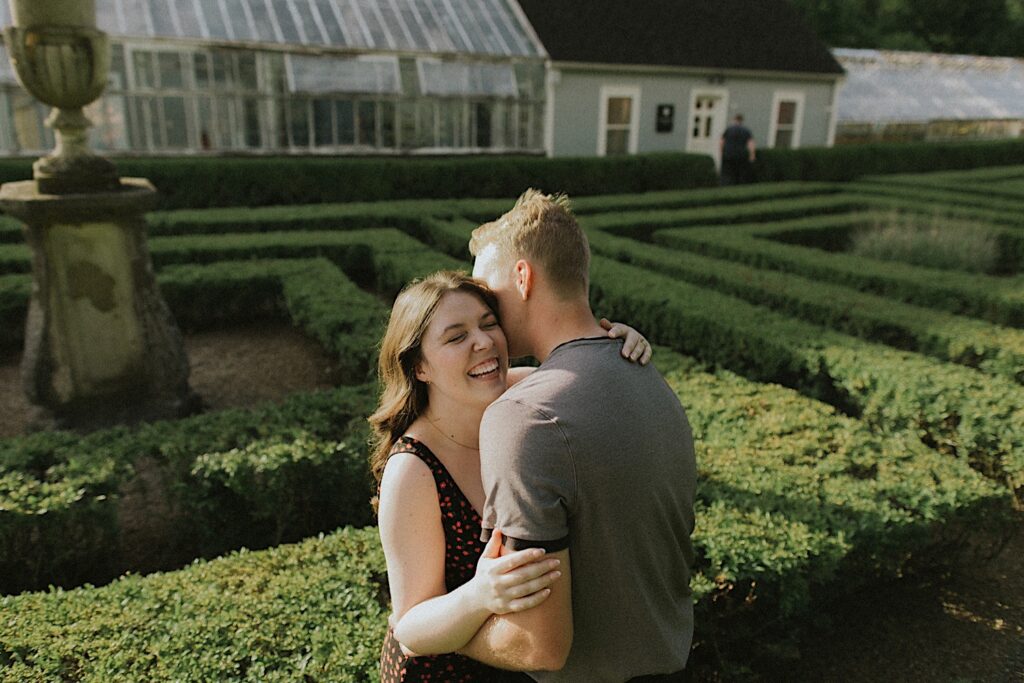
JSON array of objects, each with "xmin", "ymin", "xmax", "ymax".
[
  {"xmin": 834, "ymin": 48, "xmax": 1024, "ymax": 123},
  {"xmin": 0, "ymin": 0, "xmax": 544, "ymax": 59}
]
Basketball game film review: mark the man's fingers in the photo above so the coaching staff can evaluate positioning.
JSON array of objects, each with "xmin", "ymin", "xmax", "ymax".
[
  {"xmin": 641, "ymin": 343, "xmax": 652, "ymax": 365},
  {"xmin": 599, "ymin": 317, "xmax": 612, "ymax": 331}
]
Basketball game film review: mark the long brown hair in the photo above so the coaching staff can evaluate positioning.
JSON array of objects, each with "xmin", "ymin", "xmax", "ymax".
[{"xmin": 368, "ymin": 270, "xmax": 500, "ymax": 488}]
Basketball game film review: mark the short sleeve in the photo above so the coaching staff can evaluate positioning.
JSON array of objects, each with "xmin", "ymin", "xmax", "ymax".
[{"xmin": 479, "ymin": 398, "xmax": 575, "ymax": 552}]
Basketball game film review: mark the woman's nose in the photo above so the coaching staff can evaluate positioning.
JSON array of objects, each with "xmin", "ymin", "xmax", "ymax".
[{"xmin": 471, "ymin": 329, "xmax": 494, "ymax": 350}]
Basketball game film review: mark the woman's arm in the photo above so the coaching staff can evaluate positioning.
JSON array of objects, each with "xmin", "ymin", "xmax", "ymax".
[{"xmin": 379, "ymin": 453, "xmax": 560, "ymax": 656}]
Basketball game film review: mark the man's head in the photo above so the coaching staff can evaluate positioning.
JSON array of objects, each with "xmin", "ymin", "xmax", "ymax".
[
  {"xmin": 733, "ymin": 114, "xmax": 744, "ymax": 124},
  {"xmin": 470, "ymin": 189, "xmax": 591, "ymax": 358}
]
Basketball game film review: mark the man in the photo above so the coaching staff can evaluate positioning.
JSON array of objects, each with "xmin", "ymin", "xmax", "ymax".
[
  {"xmin": 459, "ymin": 190, "xmax": 698, "ymax": 682},
  {"xmin": 719, "ymin": 114, "xmax": 756, "ymax": 185}
]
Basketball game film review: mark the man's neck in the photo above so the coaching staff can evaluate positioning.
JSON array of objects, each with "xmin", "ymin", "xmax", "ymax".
[{"xmin": 529, "ymin": 300, "xmax": 605, "ymax": 363}]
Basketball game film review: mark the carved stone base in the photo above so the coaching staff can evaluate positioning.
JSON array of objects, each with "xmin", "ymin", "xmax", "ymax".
[{"xmin": 0, "ymin": 178, "xmax": 196, "ymax": 431}]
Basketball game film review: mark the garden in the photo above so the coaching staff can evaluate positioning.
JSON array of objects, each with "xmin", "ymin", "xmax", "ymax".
[{"xmin": 0, "ymin": 150, "xmax": 1022, "ymax": 681}]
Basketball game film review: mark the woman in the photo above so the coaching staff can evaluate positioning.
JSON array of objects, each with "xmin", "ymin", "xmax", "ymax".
[{"xmin": 369, "ymin": 271, "xmax": 650, "ymax": 682}]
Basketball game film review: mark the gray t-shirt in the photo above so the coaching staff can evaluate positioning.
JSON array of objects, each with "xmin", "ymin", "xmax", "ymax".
[{"xmin": 480, "ymin": 337, "xmax": 697, "ymax": 683}]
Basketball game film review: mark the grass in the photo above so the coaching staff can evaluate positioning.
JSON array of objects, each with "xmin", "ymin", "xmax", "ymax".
[{"xmin": 849, "ymin": 212, "xmax": 1003, "ymax": 275}]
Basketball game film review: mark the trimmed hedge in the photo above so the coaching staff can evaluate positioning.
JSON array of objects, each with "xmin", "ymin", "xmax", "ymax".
[
  {"xmin": 652, "ymin": 215, "xmax": 1024, "ymax": 328},
  {"xmin": 0, "ymin": 153, "xmax": 718, "ymax": 210},
  {"xmin": 755, "ymin": 139, "xmax": 1024, "ymax": 183},
  {"xmin": 0, "ymin": 383, "xmax": 376, "ymax": 595},
  {"xmin": 0, "ymin": 350, "xmax": 1011, "ymax": 681},
  {"xmin": 588, "ymin": 256, "xmax": 1024, "ymax": 501},
  {"xmin": 587, "ymin": 229, "xmax": 1024, "ymax": 384}
]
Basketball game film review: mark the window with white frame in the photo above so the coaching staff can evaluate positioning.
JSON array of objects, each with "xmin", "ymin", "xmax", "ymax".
[
  {"xmin": 598, "ymin": 86, "xmax": 640, "ymax": 156},
  {"xmin": 770, "ymin": 91, "xmax": 804, "ymax": 149}
]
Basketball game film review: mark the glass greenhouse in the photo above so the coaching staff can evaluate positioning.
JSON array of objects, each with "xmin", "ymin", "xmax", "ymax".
[{"xmin": 0, "ymin": 0, "xmax": 547, "ymax": 156}]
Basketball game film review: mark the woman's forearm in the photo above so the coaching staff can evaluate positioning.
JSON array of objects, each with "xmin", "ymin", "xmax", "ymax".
[{"xmin": 392, "ymin": 580, "xmax": 491, "ymax": 656}]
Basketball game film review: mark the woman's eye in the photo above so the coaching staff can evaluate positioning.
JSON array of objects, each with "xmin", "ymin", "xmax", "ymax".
[
  {"xmin": 447, "ymin": 333, "xmax": 467, "ymax": 344},
  {"xmin": 482, "ymin": 321, "xmax": 498, "ymax": 329}
]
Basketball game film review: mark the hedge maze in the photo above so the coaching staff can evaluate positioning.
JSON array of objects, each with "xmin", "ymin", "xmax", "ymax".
[{"xmin": 1, "ymin": 166, "xmax": 1022, "ymax": 680}]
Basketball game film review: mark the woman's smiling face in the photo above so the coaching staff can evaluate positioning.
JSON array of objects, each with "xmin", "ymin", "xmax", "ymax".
[{"xmin": 415, "ymin": 289, "xmax": 509, "ymax": 409}]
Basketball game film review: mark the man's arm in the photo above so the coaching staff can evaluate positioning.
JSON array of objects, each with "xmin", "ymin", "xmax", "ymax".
[{"xmin": 458, "ymin": 548, "xmax": 572, "ymax": 671}]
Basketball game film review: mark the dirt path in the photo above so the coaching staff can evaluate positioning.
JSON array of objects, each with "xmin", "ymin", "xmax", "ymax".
[{"xmin": 0, "ymin": 324, "xmax": 343, "ymax": 438}]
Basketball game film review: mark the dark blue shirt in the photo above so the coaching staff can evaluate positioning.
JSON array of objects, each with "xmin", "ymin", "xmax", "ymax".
[{"xmin": 722, "ymin": 123, "xmax": 753, "ymax": 160}]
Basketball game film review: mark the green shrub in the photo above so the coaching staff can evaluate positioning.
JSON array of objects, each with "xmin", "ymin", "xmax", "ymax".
[
  {"xmin": 0, "ymin": 153, "xmax": 718, "ymax": 210},
  {"xmin": 755, "ymin": 139, "xmax": 1024, "ymax": 182},
  {"xmin": 588, "ymin": 256, "xmax": 1024, "ymax": 501},
  {"xmin": 653, "ymin": 216, "xmax": 1024, "ymax": 327},
  {"xmin": 588, "ymin": 229, "xmax": 1024, "ymax": 384},
  {"xmin": 0, "ymin": 384, "xmax": 377, "ymax": 595},
  {"xmin": 0, "ymin": 351, "xmax": 1011, "ymax": 681}
]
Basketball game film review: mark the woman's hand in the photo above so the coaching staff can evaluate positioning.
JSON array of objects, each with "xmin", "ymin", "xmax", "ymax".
[
  {"xmin": 472, "ymin": 530, "xmax": 561, "ymax": 615},
  {"xmin": 600, "ymin": 318, "xmax": 652, "ymax": 365}
]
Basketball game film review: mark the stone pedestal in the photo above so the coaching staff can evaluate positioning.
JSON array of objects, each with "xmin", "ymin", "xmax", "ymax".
[{"xmin": 0, "ymin": 178, "xmax": 194, "ymax": 431}]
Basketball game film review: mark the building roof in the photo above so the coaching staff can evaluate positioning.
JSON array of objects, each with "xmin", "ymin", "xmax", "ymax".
[
  {"xmin": 514, "ymin": 0, "xmax": 843, "ymax": 76},
  {"xmin": 834, "ymin": 48, "xmax": 1024, "ymax": 123},
  {"xmin": 0, "ymin": 0, "xmax": 543, "ymax": 59}
]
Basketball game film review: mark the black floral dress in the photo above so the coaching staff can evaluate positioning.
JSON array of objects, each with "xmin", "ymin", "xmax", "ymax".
[{"xmin": 379, "ymin": 436, "xmax": 513, "ymax": 682}]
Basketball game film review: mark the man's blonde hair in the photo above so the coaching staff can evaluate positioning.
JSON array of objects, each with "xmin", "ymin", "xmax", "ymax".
[{"xmin": 469, "ymin": 189, "xmax": 590, "ymax": 299}]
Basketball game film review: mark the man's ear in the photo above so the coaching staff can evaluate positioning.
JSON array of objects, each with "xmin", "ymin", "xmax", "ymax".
[{"xmin": 514, "ymin": 259, "xmax": 533, "ymax": 300}]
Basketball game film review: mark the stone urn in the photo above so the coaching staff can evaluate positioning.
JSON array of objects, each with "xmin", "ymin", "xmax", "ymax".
[{"xmin": 3, "ymin": 0, "xmax": 119, "ymax": 193}]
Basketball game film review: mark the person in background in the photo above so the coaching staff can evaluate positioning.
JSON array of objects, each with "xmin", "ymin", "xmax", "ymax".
[{"xmin": 719, "ymin": 113, "xmax": 757, "ymax": 185}]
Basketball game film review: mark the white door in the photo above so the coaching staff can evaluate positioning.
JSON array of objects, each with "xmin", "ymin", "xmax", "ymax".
[{"xmin": 686, "ymin": 89, "xmax": 729, "ymax": 167}]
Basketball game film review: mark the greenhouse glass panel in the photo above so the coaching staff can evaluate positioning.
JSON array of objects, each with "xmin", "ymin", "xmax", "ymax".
[
  {"xmin": 194, "ymin": 53, "xmax": 211, "ymax": 88},
  {"xmin": 427, "ymin": 0, "xmax": 471, "ymax": 53},
  {"xmin": 97, "ymin": 0, "xmax": 123, "ymax": 34},
  {"xmin": 288, "ymin": 55, "xmax": 400, "ymax": 95},
  {"xmin": 393, "ymin": 0, "xmax": 430, "ymax": 51},
  {"xmin": 133, "ymin": 52, "xmax": 156, "ymax": 89},
  {"xmin": 175, "ymin": 1, "xmax": 204, "ymax": 38},
  {"xmin": 121, "ymin": 0, "xmax": 151, "ymax": 37},
  {"xmin": 162, "ymin": 96, "xmax": 189, "ymax": 148},
  {"xmin": 289, "ymin": 98, "xmax": 310, "ymax": 146},
  {"xmin": 270, "ymin": 0, "xmax": 303, "ymax": 43},
  {"xmin": 239, "ymin": 53, "xmax": 259, "ymax": 90},
  {"xmin": 147, "ymin": 0, "xmax": 178, "ymax": 37},
  {"xmin": 292, "ymin": 0, "xmax": 329, "ymax": 45},
  {"xmin": 246, "ymin": 0, "xmax": 280, "ymax": 43},
  {"xmin": 0, "ymin": 46, "xmax": 18, "ymax": 85},
  {"xmin": 312, "ymin": 0, "xmax": 349, "ymax": 46},
  {"xmin": 243, "ymin": 99, "xmax": 262, "ymax": 147},
  {"xmin": 357, "ymin": 100, "xmax": 376, "ymax": 145},
  {"xmin": 354, "ymin": 0, "xmax": 392, "ymax": 49},
  {"xmin": 380, "ymin": 101, "xmax": 396, "ymax": 147},
  {"xmin": 416, "ymin": 100, "xmax": 436, "ymax": 147},
  {"xmin": 335, "ymin": 0, "xmax": 371, "ymax": 48},
  {"xmin": 482, "ymin": 0, "xmax": 534, "ymax": 56},
  {"xmin": 313, "ymin": 98, "xmax": 333, "ymax": 145},
  {"xmin": 378, "ymin": 0, "xmax": 415, "ymax": 51},
  {"xmin": 446, "ymin": 0, "xmax": 492, "ymax": 55},
  {"xmin": 158, "ymin": 52, "xmax": 185, "ymax": 89},
  {"xmin": 202, "ymin": 0, "xmax": 232, "ymax": 40},
  {"xmin": 335, "ymin": 100, "xmax": 355, "ymax": 144},
  {"xmin": 419, "ymin": 61, "xmax": 516, "ymax": 97},
  {"xmin": 413, "ymin": 0, "xmax": 455, "ymax": 53},
  {"xmin": 228, "ymin": 0, "xmax": 258, "ymax": 41}
]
